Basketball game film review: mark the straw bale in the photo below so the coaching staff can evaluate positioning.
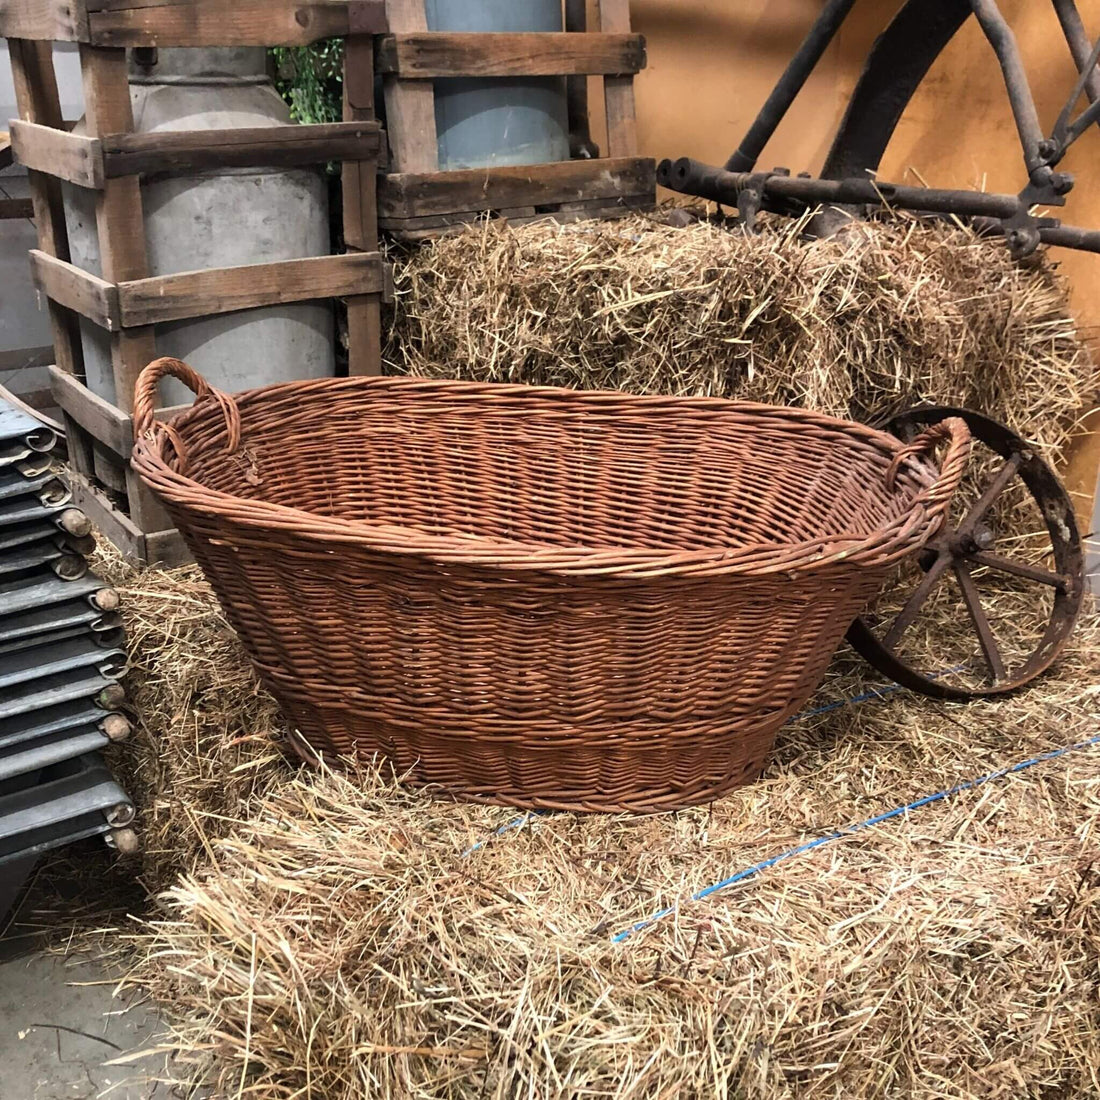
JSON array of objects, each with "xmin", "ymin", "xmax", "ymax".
[{"xmin": 386, "ymin": 214, "xmax": 1098, "ymax": 468}]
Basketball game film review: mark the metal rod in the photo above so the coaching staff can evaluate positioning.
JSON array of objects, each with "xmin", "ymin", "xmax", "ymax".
[
  {"xmin": 970, "ymin": 214, "xmax": 1100, "ymax": 251},
  {"xmin": 661, "ymin": 157, "xmax": 1020, "ymax": 219},
  {"xmin": 970, "ymin": 550, "xmax": 1067, "ymax": 590},
  {"xmin": 661, "ymin": 159, "xmax": 1100, "ymax": 255},
  {"xmin": 1065, "ymin": 90, "xmax": 1100, "ymax": 146},
  {"xmin": 1053, "ymin": 23, "xmax": 1100, "ymax": 146},
  {"xmin": 724, "ymin": 0, "xmax": 859, "ymax": 173},
  {"xmin": 969, "ymin": 0, "xmax": 1046, "ymax": 170},
  {"xmin": 883, "ymin": 552, "xmax": 953, "ymax": 649},
  {"xmin": 1037, "ymin": 223, "xmax": 1100, "ymax": 252},
  {"xmin": 1052, "ymin": 0, "xmax": 1100, "ymax": 138}
]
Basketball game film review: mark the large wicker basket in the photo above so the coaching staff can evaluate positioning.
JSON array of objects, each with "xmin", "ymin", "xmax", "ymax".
[{"xmin": 131, "ymin": 358, "xmax": 969, "ymax": 812}]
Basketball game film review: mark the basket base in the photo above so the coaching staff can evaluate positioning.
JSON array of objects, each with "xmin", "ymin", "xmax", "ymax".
[{"xmin": 284, "ymin": 722, "xmax": 777, "ymax": 814}]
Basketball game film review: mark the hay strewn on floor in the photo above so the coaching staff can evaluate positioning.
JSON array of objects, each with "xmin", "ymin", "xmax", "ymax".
[
  {"xmin": 116, "ymin": 601, "xmax": 1100, "ymax": 1099},
  {"xmin": 386, "ymin": 213, "xmax": 1098, "ymax": 466}
]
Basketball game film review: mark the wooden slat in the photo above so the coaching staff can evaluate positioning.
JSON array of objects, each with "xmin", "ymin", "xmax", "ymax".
[
  {"xmin": 0, "ymin": 0, "xmax": 88, "ymax": 40},
  {"xmin": 66, "ymin": 469, "xmax": 148, "ymax": 562},
  {"xmin": 9, "ymin": 120, "xmax": 105, "ymax": 188},
  {"xmin": 7, "ymin": 40, "xmax": 85, "ymax": 382},
  {"xmin": 599, "ymin": 0, "xmax": 638, "ymax": 158},
  {"xmin": 29, "ymin": 250, "xmax": 120, "ymax": 329},
  {"xmin": 80, "ymin": 43, "xmax": 170, "ymax": 536},
  {"xmin": 79, "ymin": 44, "xmax": 156, "ymax": 405},
  {"xmin": 0, "ymin": 137, "xmax": 11, "ymax": 172},
  {"xmin": 49, "ymin": 365, "xmax": 189, "ymax": 459},
  {"xmin": 378, "ymin": 156, "xmax": 656, "ymax": 219},
  {"xmin": 343, "ymin": 33, "xmax": 383, "ymax": 378},
  {"xmin": 116, "ymin": 252, "xmax": 387, "ymax": 327},
  {"xmin": 144, "ymin": 526, "xmax": 192, "ymax": 568},
  {"xmin": 375, "ymin": 32, "xmax": 646, "ymax": 78},
  {"xmin": 85, "ymin": 0, "xmax": 387, "ymax": 47},
  {"xmin": 382, "ymin": 0, "xmax": 438, "ymax": 174},
  {"xmin": 101, "ymin": 120, "xmax": 384, "ymax": 177},
  {"xmin": 381, "ymin": 197, "xmax": 651, "ymax": 241}
]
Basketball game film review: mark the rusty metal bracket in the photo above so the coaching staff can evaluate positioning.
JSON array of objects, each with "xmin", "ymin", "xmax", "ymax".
[
  {"xmin": 1000, "ymin": 176, "xmax": 1071, "ymax": 259},
  {"xmin": 735, "ymin": 171, "xmax": 777, "ymax": 230}
]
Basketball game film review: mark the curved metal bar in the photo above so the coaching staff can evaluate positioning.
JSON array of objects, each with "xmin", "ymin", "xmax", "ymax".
[
  {"xmin": 1053, "ymin": 0, "xmax": 1100, "ymax": 140},
  {"xmin": 724, "ymin": 0, "xmax": 859, "ymax": 173},
  {"xmin": 969, "ymin": 0, "xmax": 1046, "ymax": 171},
  {"xmin": 822, "ymin": 0, "xmax": 972, "ymax": 180}
]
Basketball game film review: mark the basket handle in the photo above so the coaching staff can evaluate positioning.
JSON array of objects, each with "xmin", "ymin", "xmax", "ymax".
[
  {"xmin": 132, "ymin": 357, "xmax": 241, "ymax": 471},
  {"xmin": 885, "ymin": 416, "xmax": 971, "ymax": 513}
]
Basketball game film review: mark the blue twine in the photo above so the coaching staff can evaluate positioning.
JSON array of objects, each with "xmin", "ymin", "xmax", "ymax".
[
  {"xmin": 611, "ymin": 730, "xmax": 1100, "ymax": 943},
  {"xmin": 462, "ymin": 812, "xmax": 540, "ymax": 857}
]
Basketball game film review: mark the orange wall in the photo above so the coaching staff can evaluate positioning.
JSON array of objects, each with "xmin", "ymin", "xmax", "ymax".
[{"xmin": 627, "ymin": 0, "xmax": 1100, "ymax": 503}]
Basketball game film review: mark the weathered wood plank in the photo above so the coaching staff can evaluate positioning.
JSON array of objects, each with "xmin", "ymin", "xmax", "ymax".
[
  {"xmin": 143, "ymin": 526, "xmax": 192, "ymax": 568},
  {"xmin": 101, "ymin": 120, "xmax": 384, "ymax": 177},
  {"xmin": 48, "ymin": 365, "xmax": 189, "ymax": 458},
  {"xmin": 9, "ymin": 120, "xmax": 105, "ymax": 188},
  {"xmin": 0, "ymin": 0, "xmax": 88, "ymax": 41},
  {"xmin": 599, "ymin": 0, "xmax": 638, "ymax": 158},
  {"xmin": 380, "ymin": 196, "xmax": 652, "ymax": 241},
  {"xmin": 117, "ymin": 252, "xmax": 387, "ymax": 327},
  {"xmin": 79, "ymin": 43, "xmax": 170, "ymax": 535},
  {"xmin": 66, "ymin": 469, "xmax": 147, "ymax": 562},
  {"xmin": 382, "ymin": 0, "xmax": 438, "ymax": 174},
  {"xmin": 343, "ymin": 33, "xmax": 383, "ymax": 378},
  {"xmin": 7, "ymin": 40, "xmax": 85, "ymax": 380},
  {"xmin": 85, "ymin": 0, "xmax": 387, "ymax": 47},
  {"xmin": 79, "ymin": 43, "xmax": 157, "ymax": 409},
  {"xmin": 375, "ymin": 32, "xmax": 646, "ymax": 78},
  {"xmin": 50, "ymin": 366, "xmax": 130, "ymax": 456},
  {"xmin": 29, "ymin": 250, "xmax": 120, "ymax": 330},
  {"xmin": 378, "ymin": 156, "xmax": 656, "ymax": 219}
]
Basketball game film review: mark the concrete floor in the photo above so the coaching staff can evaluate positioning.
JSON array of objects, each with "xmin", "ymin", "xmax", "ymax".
[
  {"xmin": 0, "ymin": 952, "xmax": 173, "ymax": 1100},
  {"xmin": 1, "ymin": 843, "xmax": 179, "ymax": 1099}
]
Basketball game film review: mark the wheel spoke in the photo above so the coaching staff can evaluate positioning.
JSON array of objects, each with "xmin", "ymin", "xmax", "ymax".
[
  {"xmin": 969, "ymin": 550, "xmax": 1067, "ymax": 590},
  {"xmin": 883, "ymin": 550, "xmax": 952, "ymax": 649},
  {"xmin": 958, "ymin": 452, "xmax": 1022, "ymax": 534},
  {"xmin": 953, "ymin": 561, "xmax": 1007, "ymax": 683}
]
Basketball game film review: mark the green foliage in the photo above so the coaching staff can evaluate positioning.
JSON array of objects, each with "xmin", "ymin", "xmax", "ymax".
[{"xmin": 270, "ymin": 41, "xmax": 344, "ymax": 125}]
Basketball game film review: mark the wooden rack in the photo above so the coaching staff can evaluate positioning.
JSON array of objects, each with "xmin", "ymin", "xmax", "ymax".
[
  {"xmin": 377, "ymin": 0, "xmax": 655, "ymax": 240},
  {"xmin": 1, "ymin": 0, "xmax": 390, "ymax": 564}
]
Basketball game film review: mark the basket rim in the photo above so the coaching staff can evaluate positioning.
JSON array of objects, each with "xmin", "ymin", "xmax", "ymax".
[{"xmin": 131, "ymin": 375, "xmax": 961, "ymax": 579}]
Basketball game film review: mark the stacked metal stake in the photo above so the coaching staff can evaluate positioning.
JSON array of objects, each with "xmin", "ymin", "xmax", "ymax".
[{"xmin": 0, "ymin": 397, "xmax": 135, "ymax": 913}]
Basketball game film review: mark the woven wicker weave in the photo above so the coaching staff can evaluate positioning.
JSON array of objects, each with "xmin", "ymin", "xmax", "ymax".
[{"xmin": 131, "ymin": 358, "xmax": 969, "ymax": 812}]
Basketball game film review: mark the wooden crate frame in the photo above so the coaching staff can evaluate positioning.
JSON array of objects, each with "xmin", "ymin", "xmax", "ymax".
[
  {"xmin": 377, "ymin": 0, "xmax": 656, "ymax": 241},
  {"xmin": 2, "ymin": 0, "xmax": 390, "ymax": 564}
]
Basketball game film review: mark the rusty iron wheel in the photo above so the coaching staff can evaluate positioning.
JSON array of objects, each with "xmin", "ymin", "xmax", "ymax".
[{"xmin": 847, "ymin": 406, "xmax": 1085, "ymax": 700}]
